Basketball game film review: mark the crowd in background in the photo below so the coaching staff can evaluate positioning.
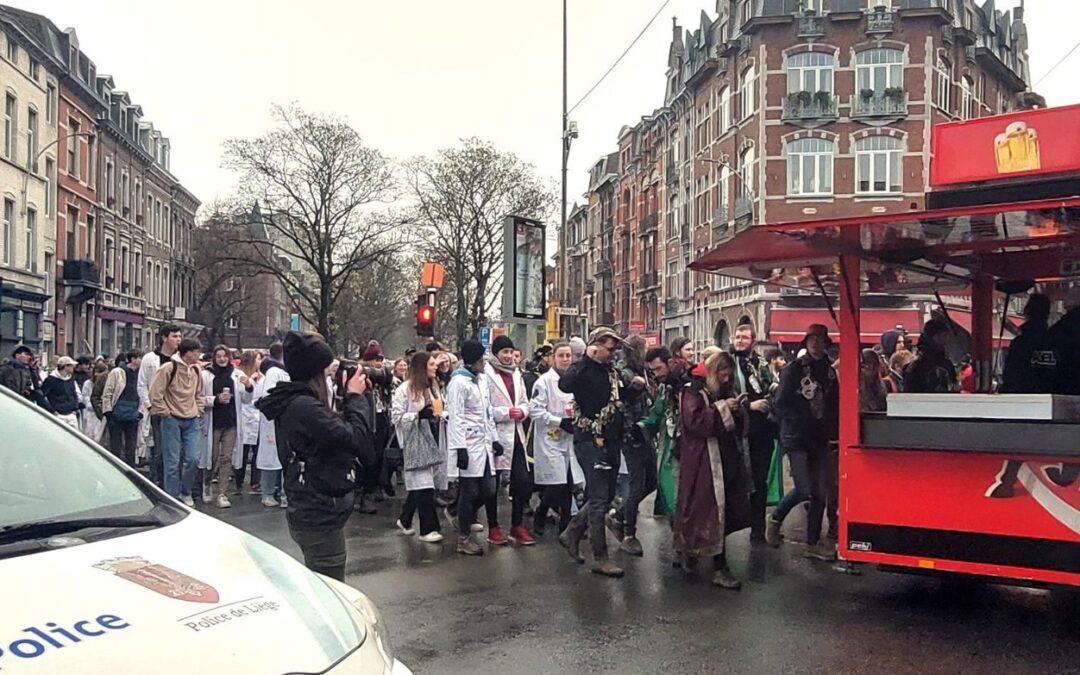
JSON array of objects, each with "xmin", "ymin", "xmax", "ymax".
[{"xmin": 0, "ymin": 290, "xmax": 1076, "ymax": 584}]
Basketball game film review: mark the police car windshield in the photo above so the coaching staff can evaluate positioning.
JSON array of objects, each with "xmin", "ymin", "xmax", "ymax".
[{"xmin": 0, "ymin": 390, "xmax": 161, "ymax": 533}]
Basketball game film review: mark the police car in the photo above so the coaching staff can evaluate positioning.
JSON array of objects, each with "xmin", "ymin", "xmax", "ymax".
[{"xmin": 0, "ymin": 386, "xmax": 411, "ymax": 674}]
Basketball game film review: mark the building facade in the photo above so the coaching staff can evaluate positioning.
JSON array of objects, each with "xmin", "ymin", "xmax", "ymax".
[
  {"xmin": 0, "ymin": 9, "xmax": 58, "ymax": 357},
  {"xmin": 558, "ymin": 0, "xmax": 1032, "ymax": 351},
  {"xmin": 0, "ymin": 4, "xmax": 200, "ymax": 360}
]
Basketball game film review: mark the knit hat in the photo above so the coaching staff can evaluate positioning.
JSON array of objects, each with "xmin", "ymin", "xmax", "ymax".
[
  {"xmin": 569, "ymin": 337, "xmax": 586, "ymax": 359},
  {"xmin": 491, "ymin": 335, "xmax": 515, "ymax": 355},
  {"xmin": 361, "ymin": 340, "xmax": 383, "ymax": 361},
  {"xmin": 460, "ymin": 340, "xmax": 485, "ymax": 367},
  {"xmin": 283, "ymin": 331, "xmax": 333, "ymax": 382}
]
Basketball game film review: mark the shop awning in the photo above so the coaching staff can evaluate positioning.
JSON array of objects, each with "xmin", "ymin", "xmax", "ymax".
[{"xmin": 767, "ymin": 307, "xmax": 922, "ymax": 344}]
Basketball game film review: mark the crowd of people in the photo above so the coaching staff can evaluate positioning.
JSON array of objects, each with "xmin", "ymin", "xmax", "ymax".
[{"xmin": 1, "ymin": 292, "xmax": 1076, "ymax": 585}]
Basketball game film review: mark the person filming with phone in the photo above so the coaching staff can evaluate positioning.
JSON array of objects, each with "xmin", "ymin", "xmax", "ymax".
[{"xmin": 256, "ymin": 331, "xmax": 375, "ymax": 580}]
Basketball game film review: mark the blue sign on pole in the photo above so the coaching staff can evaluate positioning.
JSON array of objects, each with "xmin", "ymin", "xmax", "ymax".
[
  {"xmin": 478, "ymin": 326, "xmax": 491, "ymax": 349},
  {"xmin": 289, "ymin": 313, "xmax": 300, "ymax": 331}
]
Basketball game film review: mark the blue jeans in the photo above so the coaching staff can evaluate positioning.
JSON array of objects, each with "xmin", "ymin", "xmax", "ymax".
[
  {"xmin": 261, "ymin": 469, "xmax": 282, "ymax": 501},
  {"xmin": 161, "ymin": 416, "xmax": 200, "ymax": 498}
]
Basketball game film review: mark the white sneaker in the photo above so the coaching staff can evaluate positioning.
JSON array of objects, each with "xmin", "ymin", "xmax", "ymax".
[
  {"xmin": 181, "ymin": 494, "xmax": 195, "ymax": 507},
  {"xmin": 261, "ymin": 497, "xmax": 279, "ymax": 508},
  {"xmin": 279, "ymin": 495, "xmax": 289, "ymax": 508},
  {"xmin": 215, "ymin": 494, "xmax": 232, "ymax": 509},
  {"xmin": 396, "ymin": 519, "xmax": 416, "ymax": 535},
  {"xmin": 418, "ymin": 532, "xmax": 444, "ymax": 543},
  {"xmin": 470, "ymin": 523, "xmax": 484, "ymax": 533}
]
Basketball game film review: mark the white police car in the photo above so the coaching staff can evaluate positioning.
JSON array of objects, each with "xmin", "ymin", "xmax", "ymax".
[{"xmin": 0, "ymin": 386, "xmax": 411, "ymax": 674}]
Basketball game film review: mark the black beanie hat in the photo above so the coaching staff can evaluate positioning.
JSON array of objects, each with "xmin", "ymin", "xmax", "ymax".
[
  {"xmin": 460, "ymin": 340, "xmax": 485, "ymax": 366},
  {"xmin": 491, "ymin": 335, "xmax": 515, "ymax": 355},
  {"xmin": 283, "ymin": 331, "xmax": 333, "ymax": 382}
]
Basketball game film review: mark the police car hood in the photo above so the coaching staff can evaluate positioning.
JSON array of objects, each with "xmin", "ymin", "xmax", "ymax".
[{"xmin": 0, "ymin": 513, "xmax": 373, "ymax": 674}]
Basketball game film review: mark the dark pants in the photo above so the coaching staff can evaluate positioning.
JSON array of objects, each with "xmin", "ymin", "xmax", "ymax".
[
  {"xmin": 621, "ymin": 442, "xmax": 657, "ymax": 538},
  {"xmin": 400, "ymin": 488, "xmax": 439, "ymax": 535},
  {"xmin": 535, "ymin": 480, "xmax": 573, "ymax": 534},
  {"xmin": 457, "ymin": 458, "xmax": 497, "ymax": 536},
  {"xmin": 746, "ymin": 423, "xmax": 777, "ymax": 539},
  {"xmin": 149, "ymin": 415, "xmax": 165, "ymax": 487},
  {"xmin": 772, "ymin": 437, "xmax": 830, "ymax": 546},
  {"xmin": 569, "ymin": 438, "xmax": 620, "ymax": 559},
  {"xmin": 289, "ymin": 525, "xmax": 347, "ymax": 581},
  {"xmin": 235, "ymin": 443, "xmax": 259, "ymax": 490},
  {"xmin": 362, "ymin": 416, "xmax": 389, "ymax": 494},
  {"xmin": 510, "ymin": 439, "xmax": 533, "ymax": 527},
  {"xmin": 107, "ymin": 416, "xmax": 139, "ymax": 467}
]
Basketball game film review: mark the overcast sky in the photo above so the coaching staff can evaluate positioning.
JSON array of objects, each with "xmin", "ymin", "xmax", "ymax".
[{"xmin": 32, "ymin": 0, "xmax": 1078, "ymax": 217}]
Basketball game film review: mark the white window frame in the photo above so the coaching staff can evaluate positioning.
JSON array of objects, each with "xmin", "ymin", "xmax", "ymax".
[
  {"xmin": 24, "ymin": 206, "xmax": 35, "ymax": 271},
  {"xmin": 787, "ymin": 137, "xmax": 835, "ymax": 197},
  {"xmin": 6, "ymin": 38, "xmax": 16, "ymax": 64},
  {"xmin": 46, "ymin": 83, "xmax": 56, "ymax": 123},
  {"xmin": 740, "ymin": 65, "xmax": 757, "ymax": 120},
  {"xmin": 2, "ymin": 198, "xmax": 13, "ymax": 266},
  {"xmin": 44, "ymin": 157, "xmax": 53, "ymax": 216},
  {"xmin": 26, "ymin": 105, "xmax": 37, "ymax": 172},
  {"xmin": 855, "ymin": 48, "xmax": 903, "ymax": 94},
  {"xmin": 739, "ymin": 146, "xmax": 756, "ymax": 200},
  {"xmin": 786, "ymin": 52, "xmax": 834, "ymax": 95},
  {"xmin": 4, "ymin": 92, "xmax": 15, "ymax": 161},
  {"xmin": 935, "ymin": 57, "xmax": 952, "ymax": 112},
  {"xmin": 719, "ymin": 86, "xmax": 731, "ymax": 132},
  {"xmin": 855, "ymin": 135, "xmax": 904, "ymax": 195}
]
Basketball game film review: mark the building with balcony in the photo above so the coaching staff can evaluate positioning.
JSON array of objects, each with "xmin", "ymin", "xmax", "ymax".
[
  {"xmin": 0, "ymin": 6, "xmax": 59, "ymax": 357},
  {"xmin": 2, "ymin": 4, "xmax": 201, "ymax": 359},
  {"xmin": 557, "ymin": 0, "xmax": 1033, "ymax": 352}
]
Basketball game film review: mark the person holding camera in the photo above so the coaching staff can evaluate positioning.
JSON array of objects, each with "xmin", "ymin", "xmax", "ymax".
[
  {"xmin": 255, "ymin": 332, "xmax": 375, "ymax": 581},
  {"xmin": 446, "ymin": 340, "xmax": 501, "ymax": 556},
  {"xmin": 391, "ymin": 351, "xmax": 449, "ymax": 542}
]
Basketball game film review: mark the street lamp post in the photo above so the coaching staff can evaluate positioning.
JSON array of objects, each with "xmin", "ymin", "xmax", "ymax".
[{"xmin": 559, "ymin": 0, "xmax": 579, "ymax": 338}]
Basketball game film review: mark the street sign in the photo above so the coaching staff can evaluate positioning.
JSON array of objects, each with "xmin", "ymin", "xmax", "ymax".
[
  {"xmin": 643, "ymin": 332, "xmax": 661, "ymax": 348},
  {"xmin": 629, "ymin": 320, "xmax": 646, "ymax": 333},
  {"xmin": 478, "ymin": 326, "xmax": 492, "ymax": 349},
  {"xmin": 556, "ymin": 307, "xmax": 579, "ymax": 316}
]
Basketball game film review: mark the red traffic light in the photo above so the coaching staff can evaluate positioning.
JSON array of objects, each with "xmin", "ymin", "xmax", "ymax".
[
  {"xmin": 418, "ymin": 306, "xmax": 433, "ymax": 322},
  {"xmin": 415, "ymin": 296, "xmax": 435, "ymax": 337}
]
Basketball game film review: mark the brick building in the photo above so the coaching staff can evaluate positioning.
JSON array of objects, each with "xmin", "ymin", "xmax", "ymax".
[
  {"xmin": 558, "ymin": 0, "xmax": 1032, "ymax": 351},
  {"xmin": 0, "ymin": 4, "xmax": 201, "ymax": 359}
]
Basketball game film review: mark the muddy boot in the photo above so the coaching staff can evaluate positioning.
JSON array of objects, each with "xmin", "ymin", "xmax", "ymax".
[
  {"xmin": 558, "ymin": 514, "xmax": 586, "ymax": 564},
  {"xmin": 591, "ymin": 558, "xmax": 625, "ymax": 578},
  {"xmin": 620, "ymin": 536, "xmax": 644, "ymax": 557},
  {"xmin": 764, "ymin": 516, "xmax": 782, "ymax": 548},
  {"xmin": 711, "ymin": 565, "xmax": 742, "ymax": 590},
  {"xmin": 457, "ymin": 536, "xmax": 484, "ymax": 556}
]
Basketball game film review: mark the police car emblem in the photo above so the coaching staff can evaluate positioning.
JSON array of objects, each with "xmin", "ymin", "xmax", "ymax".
[{"xmin": 93, "ymin": 556, "xmax": 220, "ymax": 604}]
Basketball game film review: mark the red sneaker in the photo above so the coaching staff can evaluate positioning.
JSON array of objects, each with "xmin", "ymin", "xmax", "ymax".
[
  {"xmin": 509, "ymin": 525, "xmax": 536, "ymax": 546},
  {"xmin": 487, "ymin": 525, "xmax": 509, "ymax": 547}
]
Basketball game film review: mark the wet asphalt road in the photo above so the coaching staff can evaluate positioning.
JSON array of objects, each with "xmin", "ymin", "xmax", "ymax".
[{"xmin": 206, "ymin": 492, "xmax": 1079, "ymax": 675}]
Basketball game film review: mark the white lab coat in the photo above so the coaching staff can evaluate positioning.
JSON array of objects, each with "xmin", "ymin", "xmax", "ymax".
[
  {"xmin": 482, "ymin": 362, "xmax": 528, "ymax": 472},
  {"xmin": 445, "ymin": 368, "xmax": 499, "ymax": 479},
  {"xmin": 390, "ymin": 381, "xmax": 448, "ymax": 491},
  {"xmin": 197, "ymin": 368, "xmax": 253, "ymax": 470},
  {"xmin": 80, "ymin": 379, "xmax": 106, "ymax": 443},
  {"xmin": 136, "ymin": 350, "xmax": 162, "ymax": 449},
  {"xmin": 238, "ymin": 373, "xmax": 261, "ymax": 446},
  {"xmin": 529, "ymin": 369, "xmax": 584, "ymax": 486},
  {"xmin": 254, "ymin": 365, "xmax": 290, "ymax": 471}
]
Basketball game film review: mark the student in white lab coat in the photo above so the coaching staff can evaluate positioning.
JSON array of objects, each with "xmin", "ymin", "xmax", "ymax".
[
  {"xmin": 446, "ymin": 340, "xmax": 501, "ymax": 556},
  {"xmin": 233, "ymin": 350, "xmax": 263, "ymax": 493},
  {"xmin": 529, "ymin": 341, "xmax": 583, "ymax": 536},
  {"xmin": 196, "ymin": 346, "xmax": 254, "ymax": 508},
  {"xmin": 482, "ymin": 335, "xmax": 532, "ymax": 546},
  {"xmin": 254, "ymin": 342, "xmax": 290, "ymax": 508}
]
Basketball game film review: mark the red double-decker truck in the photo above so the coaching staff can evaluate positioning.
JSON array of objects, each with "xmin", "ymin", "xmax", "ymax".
[{"xmin": 693, "ymin": 104, "xmax": 1080, "ymax": 587}]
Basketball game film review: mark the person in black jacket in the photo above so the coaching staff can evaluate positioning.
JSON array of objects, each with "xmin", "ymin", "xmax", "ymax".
[
  {"xmin": 904, "ymin": 319, "xmax": 957, "ymax": 393},
  {"xmin": 557, "ymin": 326, "xmax": 645, "ymax": 578},
  {"xmin": 766, "ymin": 324, "xmax": 839, "ymax": 561},
  {"xmin": 256, "ymin": 331, "xmax": 374, "ymax": 581}
]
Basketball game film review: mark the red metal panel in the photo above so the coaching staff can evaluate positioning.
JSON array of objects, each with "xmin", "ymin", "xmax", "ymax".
[
  {"xmin": 931, "ymin": 104, "xmax": 1080, "ymax": 187},
  {"xmin": 767, "ymin": 308, "xmax": 921, "ymax": 343}
]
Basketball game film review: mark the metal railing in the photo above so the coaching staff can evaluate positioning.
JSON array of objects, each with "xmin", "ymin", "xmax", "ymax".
[
  {"xmin": 782, "ymin": 93, "xmax": 839, "ymax": 121},
  {"xmin": 851, "ymin": 91, "xmax": 908, "ymax": 118}
]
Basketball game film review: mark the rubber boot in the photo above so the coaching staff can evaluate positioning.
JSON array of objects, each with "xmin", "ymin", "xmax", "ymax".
[{"xmin": 558, "ymin": 514, "xmax": 586, "ymax": 564}]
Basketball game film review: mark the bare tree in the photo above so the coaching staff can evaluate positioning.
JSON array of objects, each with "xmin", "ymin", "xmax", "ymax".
[
  {"xmin": 221, "ymin": 104, "xmax": 405, "ymax": 348},
  {"xmin": 334, "ymin": 251, "xmax": 417, "ymax": 356},
  {"xmin": 191, "ymin": 208, "xmax": 252, "ymax": 347},
  {"xmin": 405, "ymin": 138, "xmax": 555, "ymax": 342}
]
